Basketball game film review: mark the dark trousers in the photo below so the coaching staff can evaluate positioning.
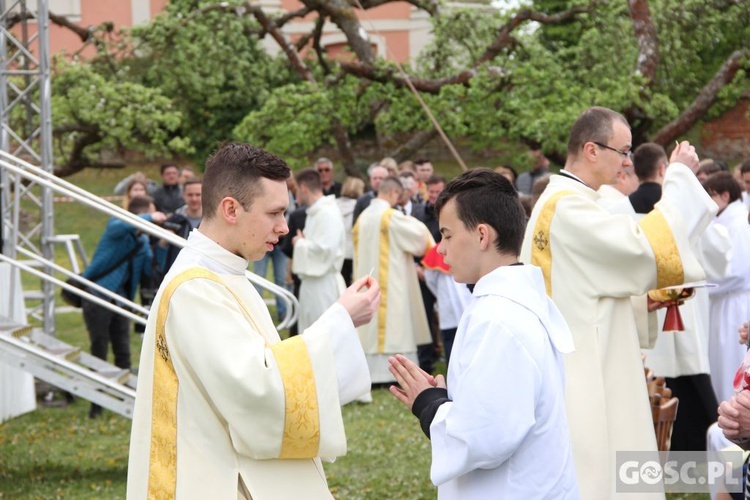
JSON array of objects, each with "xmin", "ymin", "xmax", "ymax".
[
  {"xmin": 82, "ymin": 299, "xmax": 131, "ymax": 370},
  {"xmin": 441, "ymin": 327, "xmax": 457, "ymax": 369},
  {"xmin": 664, "ymin": 373, "xmax": 718, "ymax": 451},
  {"xmin": 341, "ymin": 258, "xmax": 353, "ymax": 288},
  {"xmin": 417, "ymin": 280, "xmax": 439, "ymax": 374}
]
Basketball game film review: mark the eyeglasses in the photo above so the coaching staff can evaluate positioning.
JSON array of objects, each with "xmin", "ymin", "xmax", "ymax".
[
  {"xmin": 593, "ymin": 142, "xmax": 632, "ymax": 160},
  {"xmin": 317, "ymin": 168, "xmax": 331, "ymax": 172}
]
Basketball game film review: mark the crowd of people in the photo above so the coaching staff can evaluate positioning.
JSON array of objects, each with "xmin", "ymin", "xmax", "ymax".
[{"xmin": 75, "ymin": 106, "xmax": 750, "ymax": 499}]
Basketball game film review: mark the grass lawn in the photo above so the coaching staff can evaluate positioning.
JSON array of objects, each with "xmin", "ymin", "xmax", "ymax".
[{"xmin": 1, "ymin": 162, "xmax": 709, "ymax": 499}]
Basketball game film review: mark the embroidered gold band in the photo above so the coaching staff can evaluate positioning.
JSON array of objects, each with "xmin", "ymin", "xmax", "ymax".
[
  {"xmin": 638, "ymin": 210, "xmax": 684, "ymax": 289},
  {"xmin": 530, "ymin": 190, "xmax": 574, "ymax": 296},
  {"xmin": 378, "ymin": 209, "xmax": 395, "ymax": 353},
  {"xmin": 147, "ymin": 267, "xmax": 271, "ymax": 497},
  {"xmin": 270, "ymin": 336, "xmax": 321, "ymax": 458},
  {"xmin": 148, "ymin": 268, "xmax": 216, "ymax": 498}
]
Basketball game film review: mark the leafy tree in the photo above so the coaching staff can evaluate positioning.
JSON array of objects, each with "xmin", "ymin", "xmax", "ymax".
[
  {"xmin": 7, "ymin": 0, "xmax": 748, "ymax": 176},
  {"xmin": 50, "ymin": 62, "xmax": 190, "ymax": 177},
  {"xmin": 126, "ymin": 0, "xmax": 296, "ymax": 164}
]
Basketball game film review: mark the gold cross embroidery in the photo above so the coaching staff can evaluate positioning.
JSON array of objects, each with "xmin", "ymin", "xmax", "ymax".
[
  {"xmin": 156, "ymin": 333, "xmax": 170, "ymax": 363},
  {"xmin": 534, "ymin": 230, "xmax": 548, "ymax": 251}
]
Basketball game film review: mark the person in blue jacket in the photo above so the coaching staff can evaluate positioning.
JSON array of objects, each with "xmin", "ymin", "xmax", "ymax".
[{"xmin": 82, "ymin": 195, "xmax": 165, "ymax": 418}]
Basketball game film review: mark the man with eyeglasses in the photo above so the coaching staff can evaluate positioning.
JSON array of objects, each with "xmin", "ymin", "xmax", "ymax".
[
  {"xmin": 521, "ymin": 106, "xmax": 717, "ymax": 500},
  {"xmin": 315, "ymin": 157, "xmax": 341, "ymax": 198}
]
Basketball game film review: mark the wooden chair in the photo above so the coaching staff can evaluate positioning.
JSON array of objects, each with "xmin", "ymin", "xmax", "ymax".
[
  {"xmin": 644, "ymin": 370, "xmax": 679, "ymax": 451},
  {"xmin": 653, "ymin": 396, "xmax": 679, "ymax": 452}
]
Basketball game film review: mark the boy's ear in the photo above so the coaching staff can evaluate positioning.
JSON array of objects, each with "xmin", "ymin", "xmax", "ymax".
[{"xmin": 477, "ymin": 223, "xmax": 491, "ymax": 251}]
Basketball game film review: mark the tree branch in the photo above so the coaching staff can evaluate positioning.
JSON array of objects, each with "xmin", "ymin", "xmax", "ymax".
[
  {"xmin": 312, "ymin": 16, "xmax": 332, "ymax": 75},
  {"xmin": 300, "ymin": 0, "xmax": 376, "ymax": 65},
  {"xmin": 652, "ymin": 50, "xmax": 749, "ymax": 146},
  {"xmin": 339, "ymin": 5, "xmax": 588, "ymax": 93},
  {"xmin": 389, "ymin": 129, "xmax": 439, "ymax": 162},
  {"xmin": 243, "ymin": 2, "xmax": 316, "ymax": 84},
  {"xmin": 628, "ymin": 0, "xmax": 658, "ymax": 84}
]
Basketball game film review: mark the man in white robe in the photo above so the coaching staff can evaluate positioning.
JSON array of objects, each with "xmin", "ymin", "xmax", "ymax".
[
  {"xmin": 292, "ymin": 168, "xmax": 346, "ymax": 332},
  {"xmin": 703, "ymin": 172, "xmax": 750, "ymax": 405},
  {"xmin": 389, "ymin": 169, "xmax": 579, "ymax": 499},
  {"xmin": 352, "ymin": 176, "xmax": 434, "ymax": 383},
  {"xmin": 127, "ymin": 143, "xmax": 381, "ymax": 500},
  {"xmin": 521, "ymin": 107, "xmax": 716, "ymax": 499},
  {"xmin": 610, "ymin": 142, "xmax": 729, "ymax": 451}
]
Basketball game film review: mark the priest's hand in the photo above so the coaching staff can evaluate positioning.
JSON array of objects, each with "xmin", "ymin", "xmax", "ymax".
[
  {"xmin": 337, "ymin": 275, "xmax": 380, "ymax": 328},
  {"xmin": 670, "ymin": 141, "xmax": 700, "ymax": 174},
  {"xmin": 388, "ymin": 354, "xmax": 439, "ymax": 410},
  {"xmin": 718, "ymin": 391, "xmax": 750, "ymax": 440},
  {"xmin": 739, "ymin": 322, "xmax": 749, "ymax": 346}
]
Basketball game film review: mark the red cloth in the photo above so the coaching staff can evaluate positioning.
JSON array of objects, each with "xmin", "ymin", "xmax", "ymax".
[{"xmin": 421, "ymin": 245, "xmax": 450, "ymax": 273}]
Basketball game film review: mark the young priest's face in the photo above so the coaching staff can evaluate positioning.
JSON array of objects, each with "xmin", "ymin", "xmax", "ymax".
[
  {"xmin": 437, "ymin": 198, "xmax": 481, "ymax": 284},
  {"xmin": 233, "ymin": 177, "xmax": 289, "ymax": 261}
]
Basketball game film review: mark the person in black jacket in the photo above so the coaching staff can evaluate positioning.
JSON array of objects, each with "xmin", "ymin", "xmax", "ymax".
[{"xmin": 151, "ymin": 163, "xmax": 185, "ymax": 215}]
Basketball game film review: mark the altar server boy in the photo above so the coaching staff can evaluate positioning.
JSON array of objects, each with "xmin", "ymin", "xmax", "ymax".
[{"xmin": 388, "ymin": 168, "xmax": 579, "ymax": 499}]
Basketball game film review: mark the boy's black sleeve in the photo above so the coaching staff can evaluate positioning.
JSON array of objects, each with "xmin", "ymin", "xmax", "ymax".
[{"xmin": 411, "ymin": 387, "xmax": 451, "ymax": 439}]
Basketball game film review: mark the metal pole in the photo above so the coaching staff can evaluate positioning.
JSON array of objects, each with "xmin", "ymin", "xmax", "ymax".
[{"xmin": 36, "ymin": 0, "xmax": 55, "ymax": 337}]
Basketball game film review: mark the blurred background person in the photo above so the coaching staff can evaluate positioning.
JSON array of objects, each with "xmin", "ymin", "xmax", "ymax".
[
  {"xmin": 336, "ymin": 177, "xmax": 365, "ymax": 287},
  {"xmin": 515, "ymin": 148, "xmax": 550, "ymax": 195},
  {"xmin": 703, "ymin": 172, "xmax": 750, "ymax": 404},
  {"xmin": 315, "ymin": 157, "xmax": 341, "ymax": 198}
]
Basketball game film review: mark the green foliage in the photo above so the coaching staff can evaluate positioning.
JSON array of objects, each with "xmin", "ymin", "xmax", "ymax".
[
  {"xmin": 233, "ymin": 82, "xmax": 336, "ymax": 166},
  {"xmin": 51, "ymin": 61, "xmax": 191, "ymax": 167},
  {"xmin": 128, "ymin": 0, "xmax": 296, "ymax": 164}
]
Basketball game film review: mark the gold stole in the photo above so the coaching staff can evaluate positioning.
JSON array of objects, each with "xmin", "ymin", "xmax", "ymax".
[{"xmin": 147, "ymin": 268, "xmax": 320, "ymax": 498}]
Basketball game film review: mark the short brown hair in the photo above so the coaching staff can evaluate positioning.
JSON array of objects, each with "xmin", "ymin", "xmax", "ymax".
[
  {"xmin": 128, "ymin": 195, "xmax": 154, "ymax": 214},
  {"xmin": 567, "ymin": 107, "xmax": 629, "ymax": 158},
  {"xmin": 202, "ymin": 142, "xmax": 290, "ymax": 220},
  {"xmin": 632, "ymin": 143, "xmax": 667, "ymax": 181},
  {"xmin": 295, "ymin": 168, "xmax": 322, "ymax": 193}
]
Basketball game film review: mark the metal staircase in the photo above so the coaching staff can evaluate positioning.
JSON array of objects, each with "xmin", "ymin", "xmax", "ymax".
[{"xmin": 0, "ymin": 315, "xmax": 137, "ymax": 418}]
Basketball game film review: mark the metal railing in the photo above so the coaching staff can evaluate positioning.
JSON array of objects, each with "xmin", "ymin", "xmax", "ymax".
[{"xmin": 0, "ymin": 150, "xmax": 298, "ymax": 330}]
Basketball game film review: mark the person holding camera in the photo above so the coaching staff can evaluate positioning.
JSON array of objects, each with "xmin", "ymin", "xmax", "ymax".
[{"xmin": 82, "ymin": 195, "xmax": 165, "ymax": 418}]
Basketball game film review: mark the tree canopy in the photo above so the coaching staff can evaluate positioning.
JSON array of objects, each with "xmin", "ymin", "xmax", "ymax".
[{"xmin": 5, "ymin": 0, "xmax": 748, "ymax": 176}]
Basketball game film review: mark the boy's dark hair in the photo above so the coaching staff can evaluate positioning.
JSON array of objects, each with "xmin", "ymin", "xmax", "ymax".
[
  {"xmin": 296, "ymin": 168, "xmax": 322, "ymax": 192},
  {"xmin": 739, "ymin": 159, "xmax": 750, "ymax": 175},
  {"xmin": 128, "ymin": 195, "xmax": 154, "ymax": 215},
  {"xmin": 435, "ymin": 168, "xmax": 525, "ymax": 256},
  {"xmin": 183, "ymin": 178, "xmax": 202, "ymax": 188},
  {"xmin": 202, "ymin": 142, "xmax": 290, "ymax": 220},
  {"xmin": 702, "ymin": 171, "xmax": 742, "ymax": 203}
]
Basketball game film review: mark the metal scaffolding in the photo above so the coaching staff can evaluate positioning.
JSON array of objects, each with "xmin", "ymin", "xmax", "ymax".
[{"xmin": 0, "ymin": 0, "xmax": 55, "ymax": 335}]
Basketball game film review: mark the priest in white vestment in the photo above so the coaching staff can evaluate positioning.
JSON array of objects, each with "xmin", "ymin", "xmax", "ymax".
[
  {"xmin": 352, "ymin": 176, "xmax": 434, "ymax": 383},
  {"xmin": 292, "ymin": 168, "xmax": 346, "ymax": 332},
  {"xmin": 521, "ymin": 107, "xmax": 716, "ymax": 499},
  {"xmin": 608, "ymin": 142, "xmax": 729, "ymax": 451},
  {"xmin": 703, "ymin": 172, "xmax": 750, "ymax": 405},
  {"xmin": 127, "ymin": 143, "xmax": 380, "ymax": 500},
  {"xmin": 389, "ymin": 169, "xmax": 579, "ymax": 499}
]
